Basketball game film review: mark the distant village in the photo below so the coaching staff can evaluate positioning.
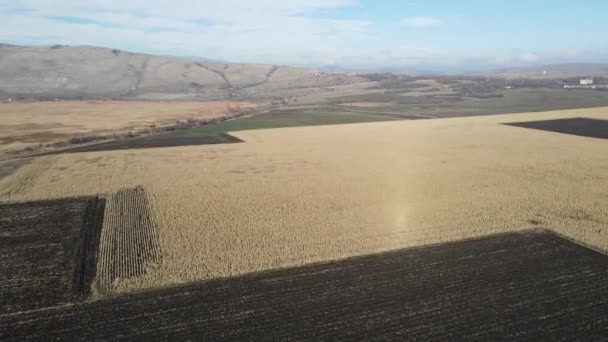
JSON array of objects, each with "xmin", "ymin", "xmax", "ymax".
[
  {"xmin": 502, "ymin": 76, "xmax": 608, "ymax": 91},
  {"xmin": 562, "ymin": 78, "xmax": 608, "ymax": 89}
]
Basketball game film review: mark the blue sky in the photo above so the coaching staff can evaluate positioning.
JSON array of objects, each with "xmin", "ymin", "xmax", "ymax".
[{"xmin": 1, "ymin": 0, "xmax": 607, "ymax": 71}]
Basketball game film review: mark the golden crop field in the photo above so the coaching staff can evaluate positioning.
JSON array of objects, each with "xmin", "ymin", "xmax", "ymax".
[
  {"xmin": 0, "ymin": 107, "xmax": 607, "ymax": 296},
  {"xmin": 0, "ymin": 100, "xmax": 256, "ymax": 156},
  {"xmin": 94, "ymin": 186, "xmax": 160, "ymax": 295}
]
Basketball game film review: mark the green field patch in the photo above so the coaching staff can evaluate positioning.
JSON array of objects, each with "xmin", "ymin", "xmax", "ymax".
[
  {"xmin": 58, "ymin": 109, "xmax": 398, "ymax": 153},
  {"xmin": 328, "ymin": 88, "xmax": 608, "ymax": 118}
]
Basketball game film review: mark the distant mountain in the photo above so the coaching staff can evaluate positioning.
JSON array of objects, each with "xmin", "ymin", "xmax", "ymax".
[
  {"xmin": 474, "ymin": 63, "xmax": 608, "ymax": 79},
  {"xmin": 175, "ymin": 56, "xmax": 229, "ymax": 64},
  {"xmin": 0, "ymin": 44, "xmax": 364, "ymax": 100},
  {"xmin": 312, "ymin": 65, "xmax": 364, "ymax": 73}
]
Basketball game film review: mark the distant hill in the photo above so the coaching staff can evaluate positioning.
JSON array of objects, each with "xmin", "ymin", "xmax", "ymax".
[
  {"xmin": 475, "ymin": 63, "xmax": 608, "ymax": 79},
  {"xmin": 0, "ymin": 44, "xmax": 363, "ymax": 101},
  {"xmin": 175, "ymin": 56, "xmax": 229, "ymax": 64}
]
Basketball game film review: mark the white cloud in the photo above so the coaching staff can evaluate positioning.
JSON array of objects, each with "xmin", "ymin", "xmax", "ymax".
[
  {"xmin": 519, "ymin": 52, "xmax": 538, "ymax": 62},
  {"xmin": 0, "ymin": 0, "xmax": 369, "ymax": 65},
  {"xmin": 401, "ymin": 16, "xmax": 442, "ymax": 28},
  {"xmin": 3, "ymin": 1, "xmax": 602, "ymax": 70}
]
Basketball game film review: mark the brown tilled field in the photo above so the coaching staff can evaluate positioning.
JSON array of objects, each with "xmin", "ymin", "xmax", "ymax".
[
  {"xmin": 0, "ymin": 197, "xmax": 104, "ymax": 314},
  {"xmin": 3, "ymin": 230, "xmax": 608, "ymax": 341},
  {"xmin": 0, "ymin": 107, "xmax": 607, "ymax": 296},
  {"xmin": 0, "ymin": 100, "xmax": 256, "ymax": 156}
]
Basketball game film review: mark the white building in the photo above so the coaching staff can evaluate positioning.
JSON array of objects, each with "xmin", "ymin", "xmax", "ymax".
[{"xmin": 580, "ymin": 79, "xmax": 594, "ymax": 85}]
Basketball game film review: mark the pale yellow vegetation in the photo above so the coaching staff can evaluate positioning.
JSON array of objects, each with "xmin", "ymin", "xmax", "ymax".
[
  {"xmin": 0, "ymin": 107, "xmax": 607, "ymax": 296},
  {"xmin": 95, "ymin": 186, "xmax": 160, "ymax": 295},
  {"xmin": 0, "ymin": 100, "xmax": 256, "ymax": 155}
]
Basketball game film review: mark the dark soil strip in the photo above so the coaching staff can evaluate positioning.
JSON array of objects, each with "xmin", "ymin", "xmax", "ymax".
[
  {"xmin": 52, "ymin": 133, "xmax": 243, "ymax": 154},
  {"xmin": 505, "ymin": 117, "xmax": 608, "ymax": 140},
  {"xmin": 2, "ymin": 229, "xmax": 607, "ymax": 341},
  {"xmin": 72, "ymin": 197, "xmax": 106, "ymax": 299},
  {"xmin": 0, "ymin": 198, "xmax": 99, "ymax": 315}
]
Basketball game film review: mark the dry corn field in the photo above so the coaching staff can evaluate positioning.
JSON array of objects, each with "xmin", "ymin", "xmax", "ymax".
[
  {"xmin": 0, "ymin": 107, "xmax": 607, "ymax": 296},
  {"xmin": 94, "ymin": 186, "xmax": 160, "ymax": 294}
]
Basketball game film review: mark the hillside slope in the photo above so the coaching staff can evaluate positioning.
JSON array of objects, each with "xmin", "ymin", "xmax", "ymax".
[{"xmin": 0, "ymin": 44, "xmax": 363, "ymax": 100}]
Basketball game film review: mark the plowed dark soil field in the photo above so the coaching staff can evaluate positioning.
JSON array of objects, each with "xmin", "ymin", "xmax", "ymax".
[
  {"xmin": 505, "ymin": 117, "xmax": 608, "ymax": 139},
  {"xmin": 0, "ymin": 197, "xmax": 104, "ymax": 314},
  {"xmin": 57, "ymin": 133, "xmax": 243, "ymax": 154},
  {"xmin": 2, "ymin": 229, "xmax": 607, "ymax": 341}
]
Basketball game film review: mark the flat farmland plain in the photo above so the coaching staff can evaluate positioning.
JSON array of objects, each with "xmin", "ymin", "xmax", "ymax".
[
  {"xmin": 329, "ymin": 88, "xmax": 608, "ymax": 117},
  {"xmin": 0, "ymin": 107, "xmax": 607, "ymax": 295},
  {"xmin": 51, "ymin": 108, "xmax": 392, "ymax": 154},
  {"xmin": 0, "ymin": 100, "xmax": 256, "ymax": 156}
]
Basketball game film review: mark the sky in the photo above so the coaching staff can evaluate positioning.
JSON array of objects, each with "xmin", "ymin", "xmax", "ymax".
[{"xmin": 2, "ymin": 0, "xmax": 608, "ymax": 72}]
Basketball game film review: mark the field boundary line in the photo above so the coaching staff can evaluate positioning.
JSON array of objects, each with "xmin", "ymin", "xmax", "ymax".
[{"xmin": 72, "ymin": 196, "xmax": 106, "ymax": 299}]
